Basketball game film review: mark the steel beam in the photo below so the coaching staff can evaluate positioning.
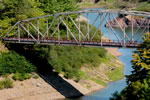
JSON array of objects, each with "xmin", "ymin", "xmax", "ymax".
[
  {"xmin": 103, "ymin": 14, "xmax": 121, "ymax": 42},
  {"xmin": 84, "ymin": 13, "xmax": 100, "ymax": 39},
  {"xmin": 29, "ymin": 22, "xmax": 44, "ymax": 37},
  {"xmin": 20, "ymin": 24, "xmax": 37, "ymax": 42},
  {"xmin": 18, "ymin": 23, "xmax": 20, "ymax": 43},
  {"xmin": 46, "ymin": 18, "xmax": 49, "ymax": 37},
  {"xmin": 135, "ymin": 27, "xmax": 147, "ymax": 41},
  {"xmin": 133, "ymin": 17, "xmax": 147, "ymax": 38},
  {"xmin": 3, "ymin": 21, "xmax": 20, "ymax": 38},
  {"xmin": 111, "ymin": 14, "xmax": 130, "ymax": 41},
  {"xmin": 87, "ymin": 13, "xmax": 90, "ymax": 40},
  {"xmin": 42, "ymin": 16, "xmax": 58, "ymax": 38},
  {"xmin": 78, "ymin": 14, "xmax": 81, "ymax": 42},
  {"xmin": 68, "ymin": 15, "xmax": 85, "ymax": 38},
  {"xmin": 100, "ymin": 13, "xmax": 103, "ymax": 47},
  {"xmin": 131, "ymin": 15, "xmax": 134, "ymax": 42},
  {"xmin": 59, "ymin": 16, "xmax": 78, "ymax": 42}
]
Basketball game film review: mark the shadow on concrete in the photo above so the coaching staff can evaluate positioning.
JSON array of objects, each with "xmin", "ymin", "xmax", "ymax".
[{"xmin": 7, "ymin": 44, "xmax": 83, "ymax": 98}]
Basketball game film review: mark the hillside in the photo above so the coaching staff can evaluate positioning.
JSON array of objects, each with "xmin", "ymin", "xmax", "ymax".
[
  {"xmin": 0, "ymin": 43, "xmax": 124, "ymax": 99},
  {"xmin": 0, "ymin": 0, "xmax": 124, "ymax": 99},
  {"xmin": 79, "ymin": 0, "xmax": 150, "ymax": 11}
]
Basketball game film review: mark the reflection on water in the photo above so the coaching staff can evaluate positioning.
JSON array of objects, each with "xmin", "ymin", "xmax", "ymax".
[{"xmin": 66, "ymin": 8, "xmax": 144, "ymax": 100}]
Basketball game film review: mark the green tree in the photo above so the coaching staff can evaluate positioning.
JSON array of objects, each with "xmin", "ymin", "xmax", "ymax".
[
  {"xmin": 0, "ymin": 51, "xmax": 36, "ymax": 75},
  {"xmin": 0, "ymin": 0, "xmax": 44, "ymax": 35},
  {"xmin": 110, "ymin": 32, "xmax": 150, "ymax": 100},
  {"xmin": 39, "ymin": 0, "xmax": 78, "ymax": 14}
]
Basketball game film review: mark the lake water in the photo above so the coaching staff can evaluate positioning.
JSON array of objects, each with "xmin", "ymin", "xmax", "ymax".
[{"xmin": 66, "ymin": 8, "xmax": 145, "ymax": 100}]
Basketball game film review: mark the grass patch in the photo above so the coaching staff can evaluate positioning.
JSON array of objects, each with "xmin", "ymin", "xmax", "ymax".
[
  {"xmin": 0, "ymin": 77, "xmax": 14, "ymax": 90},
  {"xmin": 91, "ymin": 78, "xmax": 107, "ymax": 86},
  {"xmin": 106, "ymin": 67, "xmax": 124, "ymax": 81},
  {"xmin": 12, "ymin": 73, "xmax": 32, "ymax": 81}
]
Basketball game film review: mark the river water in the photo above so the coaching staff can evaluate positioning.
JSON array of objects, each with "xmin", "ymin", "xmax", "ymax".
[{"xmin": 67, "ymin": 8, "xmax": 145, "ymax": 100}]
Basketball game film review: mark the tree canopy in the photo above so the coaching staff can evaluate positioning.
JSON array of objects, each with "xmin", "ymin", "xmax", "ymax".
[
  {"xmin": 0, "ymin": 0, "xmax": 44, "ymax": 35},
  {"xmin": 111, "ymin": 33, "xmax": 150, "ymax": 100},
  {"xmin": 0, "ymin": 0, "xmax": 78, "ymax": 35}
]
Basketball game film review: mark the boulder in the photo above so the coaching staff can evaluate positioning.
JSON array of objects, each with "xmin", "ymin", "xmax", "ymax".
[{"xmin": 105, "ymin": 15, "xmax": 150, "ymax": 28}]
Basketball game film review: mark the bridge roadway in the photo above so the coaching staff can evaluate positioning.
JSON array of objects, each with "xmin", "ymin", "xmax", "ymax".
[{"xmin": 3, "ymin": 37, "xmax": 141, "ymax": 48}]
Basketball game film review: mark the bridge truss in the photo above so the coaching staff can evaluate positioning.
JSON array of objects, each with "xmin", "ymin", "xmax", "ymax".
[{"xmin": 1, "ymin": 9, "xmax": 150, "ymax": 48}]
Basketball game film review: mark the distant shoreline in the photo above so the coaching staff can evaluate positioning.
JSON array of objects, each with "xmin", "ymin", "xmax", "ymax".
[{"xmin": 78, "ymin": 2, "xmax": 110, "ymax": 9}]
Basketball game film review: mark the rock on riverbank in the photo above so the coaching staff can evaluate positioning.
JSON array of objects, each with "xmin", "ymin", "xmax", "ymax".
[{"xmin": 105, "ymin": 15, "xmax": 150, "ymax": 28}]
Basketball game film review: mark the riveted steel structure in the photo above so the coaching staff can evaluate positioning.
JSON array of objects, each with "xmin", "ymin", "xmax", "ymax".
[{"xmin": 1, "ymin": 9, "xmax": 150, "ymax": 48}]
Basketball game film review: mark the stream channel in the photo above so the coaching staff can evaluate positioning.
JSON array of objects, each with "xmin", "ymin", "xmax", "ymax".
[{"xmin": 67, "ymin": 8, "xmax": 145, "ymax": 100}]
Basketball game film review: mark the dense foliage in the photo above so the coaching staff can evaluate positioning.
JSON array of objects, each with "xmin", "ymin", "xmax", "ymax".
[
  {"xmin": 39, "ymin": 0, "xmax": 78, "ymax": 14},
  {"xmin": 110, "ymin": 33, "xmax": 150, "ymax": 100},
  {"xmin": 12, "ymin": 73, "xmax": 32, "ymax": 81},
  {"xmin": 50, "ymin": 46, "xmax": 106, "ymax": 79},
  {"xmin": 0, "ymin": 52, "xmax": 36, "ymax": 75},
  {"xmin": 0, "ymin": 77, "xmax": 14, "ymax": 90},
  {"xmin": 0, "ymin": 0, "xmax": 44, "ymax": 34},
  {"xmin": 34, "ymin": 45, "xmax": 107, "ymax": 81}
]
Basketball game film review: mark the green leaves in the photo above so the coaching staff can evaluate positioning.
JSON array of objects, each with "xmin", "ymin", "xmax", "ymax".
[
  {"xmin": 0, "ymin": 51, "xmax": 36, "ymax": 75},
  {"xmin": 45, "ymin": 46, "xmax": 107, "ymax": 80},
  {"xmin": 0, "ymin": 77, "xmax": 14, "ymax": 90},
  {"xmin": 12, "ymin": 73, "xmax": 32, "ymax": 81},
  {"xmin": 0, "ymin": 0, "xmax": 44, "ymax": 36},
  {"xmin": 39, "ymin": 0, "xmax": 78, "ymax": 14},
  {"xmin": 111, "ymin": 33, "xmax": 150, "ymax": 100}
]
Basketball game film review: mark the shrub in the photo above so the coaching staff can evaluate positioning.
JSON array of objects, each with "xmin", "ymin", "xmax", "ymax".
[
  {"xmin": 0, "ymin": 51, "xmax": 36, "ymax": 75},
  {"xmin": 0, "ymin": 78, "xmax": 14, "ymax": 90},
  {"xmin": 32, "ymin": 74, "xmax": 39, "ymax": 79},
  {"xmin": 3, "ymin": 77, "xmax": 14, "ymax": 88},
  {"xmin": 0, "ymin": 82, "xmax": 4, "ymax": 90},
  {"xmin": 48, "ymin": 46, "xmax": 107, "ymax": 80},
  {"xmin": 12, "ymin": 73, "xmax": 32, "ymax": 81}
]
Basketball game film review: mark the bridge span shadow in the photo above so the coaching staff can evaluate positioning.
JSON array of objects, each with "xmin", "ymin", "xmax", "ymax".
[{"xmin": 7, "ymin": 44, "xmax": 83, "ymax": 98}]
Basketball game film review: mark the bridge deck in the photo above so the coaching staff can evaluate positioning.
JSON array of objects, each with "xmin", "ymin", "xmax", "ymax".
[{"xmin": 2, "ymin": 38, "xmax": 141, "ymax": 48}]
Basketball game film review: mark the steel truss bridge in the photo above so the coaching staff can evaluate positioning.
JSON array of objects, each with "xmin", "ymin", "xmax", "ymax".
[{"xmin": 1, "ymin": 9, "xmax": 150, "ymax": 48}]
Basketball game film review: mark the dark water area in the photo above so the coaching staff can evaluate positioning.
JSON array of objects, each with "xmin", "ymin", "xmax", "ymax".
[{"xmin": 66, "ymin": 8, "xmax": 145, "ymax": 100}]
